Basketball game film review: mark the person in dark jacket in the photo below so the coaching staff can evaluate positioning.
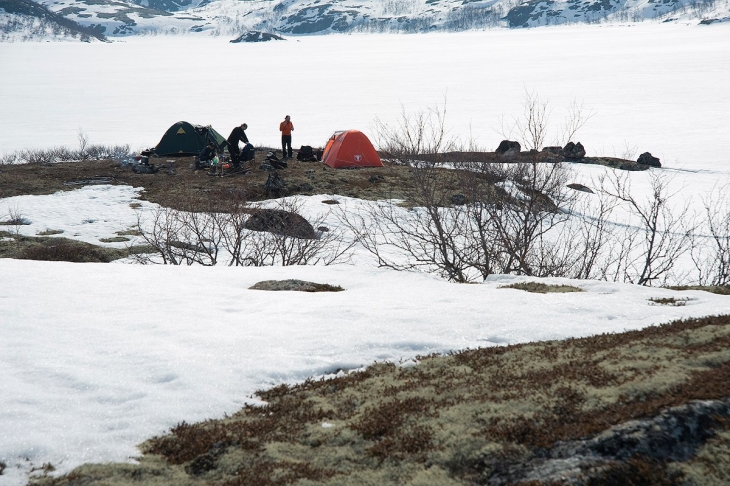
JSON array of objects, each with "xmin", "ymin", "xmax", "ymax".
[
  {"xmin": 227, "ymin": 123, "xmax": 249, "ymax": 168},
  {"xmin": 197, "ymin": 141, "xmax": 217, "ymax": 169}
]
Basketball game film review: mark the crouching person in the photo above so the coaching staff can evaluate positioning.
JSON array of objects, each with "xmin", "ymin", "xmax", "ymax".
[{"xmin": 197, "ymin": 141, "xmax": 217, "ymax": 170}]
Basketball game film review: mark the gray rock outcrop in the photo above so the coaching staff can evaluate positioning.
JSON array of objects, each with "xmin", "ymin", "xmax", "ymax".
[
  {"xmin": 244, "ymin": 209, "xmax": 316, "ymax": 239},
  {"xmin": 562, "ymin": 142, "xmax": 586, "ymax": 161},
  {"xmin": 496, "ymin": 140, "xmax": 521, "ymax": 156},
  {"xmin": 637, "ymin": 152, "xmax": 661, "ymax": 167}
]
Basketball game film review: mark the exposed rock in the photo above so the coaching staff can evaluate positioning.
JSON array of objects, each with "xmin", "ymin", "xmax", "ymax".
[
  {"xmin": 230, "ymin": 31, "xmax": 285, "ymax": 43},
  {"xmin": 132, "ymin": 163, "xmax": 158, "ymax": 174},
  {"xmin": 496, "ymin": 140, "xmax": 521, "ymax": 156},
  {"xmin": 637, "ymin": 152, "xmax": 662, "ymax": 167},
  {"xmin": 451, "ymin": 194, "xmax": 467, "ymax": 205},
  {"xmin": 567, "ymin": 183, "xmax": 594, "ymax": 194},
  {"xmin": 486, "ymin": 399, "xmax": 730, "ymax": 485},
  {"xmin": 264, "ymin": 171, "xmax": 286, "ymax": 198},
  {"xmin": 249, "ymin": 279, "xmax": 344, "ymax": 292},
  {"xmin": 562, "ymin": 142, "xmax": 586, "ymax": 161},
  {"xmin": 542, "ymin": 146, "xmax": 563, "ymax": 154},
  {"xmin": 259, "ymin": 162, "xmax": 276, "ymax": 171},
  {"xmin": 244, "ymin": 209, "xmax": 316, "ymax": 239},
  {"xmin": 580, "ymin": 157, "xmax": 650, "ymax": 171}
]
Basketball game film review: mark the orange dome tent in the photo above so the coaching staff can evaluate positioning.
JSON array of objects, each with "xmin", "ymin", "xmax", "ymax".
[{"xmin": 321, "ymin": 130, "xmax": 383, "ymax": 169}]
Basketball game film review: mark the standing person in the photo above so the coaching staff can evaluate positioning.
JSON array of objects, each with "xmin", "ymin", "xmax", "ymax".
[
  {"xmin": 279, "ymin": 115, "xmax": 294, "ymax": 159},
  {"xmin": 227, "ymin": 123, "xmax": 249, "ymax": 168}
]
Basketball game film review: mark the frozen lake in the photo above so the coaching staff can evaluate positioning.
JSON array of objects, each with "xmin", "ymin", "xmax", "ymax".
[{"xmin": 1, "ymin": 23, "xmax": 729, "ymax": 171}]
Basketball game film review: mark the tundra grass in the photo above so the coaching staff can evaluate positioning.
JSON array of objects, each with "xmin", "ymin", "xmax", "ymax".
[{"xmin": 30, "ymin": 315, "xmax": 730, "ymax": 486}]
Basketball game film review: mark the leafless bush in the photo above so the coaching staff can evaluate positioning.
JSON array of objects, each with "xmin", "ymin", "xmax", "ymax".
[
  {"xmin": 497, "ymin": 90, "xmax": 551, "ymax": 151},
  {"xmin": 78, "ymin": 128, "xmax": 90, "ymax": 160},
  {"xmin": 472, "ymin": 161, "xmax": 579, "ymax": 277},
  {"xmin": 132, "ymin": 193, "xmax": 352, "ymax": 267},
  {"xmin": 0, "ymin": 152, "xmax": 20, "ymax": 165},
  {"xmin": 3, "ymin": 144, "xmax": 132, "ymax": 165},
  {"xmin": 346, "ymin": 101, "xmax": 589, "ymax": 282},
  {"xmin": 4, "ymin": 205, "xmax": 30, "ymax": 242},
  {"xmin": 18, "ymin": 148, "xmax": 58, "ymax": 165},
  {"xmin": 373, "ymin": 100, "xmax": 456, "ymax": 163},
  {"xmin": 558, "ymin": 99, "xmax": 594, "ymax": 146},
  {"xmin": 354, "ymin": 99, "xmax": 703, "ymax": 286},
  {"xmin": 340, "ymin": 194, "xmax": 482, "ymax": 282},
  {"xmin": 498, "ymin": 90, "xmax": 593, "ymax": 151},
  {"xmin": 690, "ymin": 184, "xmax": 730, "ymax": 285},
  {"xmin": 598, "ymin": 171, "xmax": 694, "ymax": 286}
]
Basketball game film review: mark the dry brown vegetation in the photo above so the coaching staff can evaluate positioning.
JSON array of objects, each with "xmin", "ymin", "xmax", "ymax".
[
  {"xmin": 0, "ymin": 231, "xmax": 133, "ymax": 262},
  {"xmin": 0, "ymin": 151, "xmax": 641, "ymax": 211},
  {"xmin": 30, "ymin": 315, "xmax": 730, "ymax": 486}
]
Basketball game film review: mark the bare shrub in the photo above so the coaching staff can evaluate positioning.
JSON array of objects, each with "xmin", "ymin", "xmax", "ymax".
[
  {"xmin": 78, "ymin": 128, "xmax": 90, "ymax": 160},
  {"xmin": 3, "ymin": 205, "xmax": 30, "ymax": 242},
  {"xmin": 4, "ymin": 144, "xmax": 132, "ymax": 165},
  {"xmin": 598, "ymin": 170, "xmax": 694, "ymax": 286},
  {"xmin": 132, "ymin": 192, "xmax": 353, "ymax": 267},
  {"xmin": 373, "ymin": 99, "xmax": 456, "ymax": 163},
  {"xmin": 690, "ymin": 183, "xmax": 730, "ymax": 286},
  {"xmin": 346, "ymin": 103, "xmax": 590, "ymax": 282},
  {"xmin": 558, "ymin": 99, "xmax": 594, "ymax": 146},
  {"xmin": 498, "ymin": 90, "xmax": 593, "ymax": 151},
  {"xmin": 0, "ymin": 152, "xmax": 19, "ymax": 165}
]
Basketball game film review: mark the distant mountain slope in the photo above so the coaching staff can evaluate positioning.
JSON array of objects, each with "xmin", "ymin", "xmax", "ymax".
[
  {"xmin": 502, "ymin": 0, "xmax": 730, "ymax": 27},
  {"xmin": 0, "ymin": 0, "xmax": 108, "ymax": 41},
  {"xmin": 20, "ymin": 0, "xmax": 730, "ymax": 39}
]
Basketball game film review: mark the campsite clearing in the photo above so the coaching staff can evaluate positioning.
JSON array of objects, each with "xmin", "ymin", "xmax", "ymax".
[{"xmin": 0, "ymin": 151, "xmax": 642, "ymax": 212}]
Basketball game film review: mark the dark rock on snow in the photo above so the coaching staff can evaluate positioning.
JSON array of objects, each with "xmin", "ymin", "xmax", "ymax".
[
  {"xmin": 496, "ymin": 140, "xmax": 521, "ymax": 155},
  {"xmin": 567, "ymin": 183, "xmax": 594, "ymax": 194},
  {"xmin": 637, "ymin": 152, "xmax": 662, "ymax": 167},
  {"xmin": 562, "ymin": 142, "xmax": 586, "ymax": 160},
  {"xmin": 542, "ymin": 146, "xmax": 563, "ymax": 154},
  {"xmin": 244, "ymin": 209, "xmax": 316, "ymax": 239},
  {"xmin": 249, "ymin": 279, "xmax": 344, "ymax": 292},
  {"xmin": 230, "ymin": 31, "xmax": 285, "ymax": 43}
]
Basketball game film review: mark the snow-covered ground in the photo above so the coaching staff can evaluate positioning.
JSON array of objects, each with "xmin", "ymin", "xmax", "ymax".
[
  {"xmin": 2, "ymin": 204, "xmax": 729, "ymax": 484},
  {"xmin": 1, "ymin": 24, "xmax": 730, "ymax": 485},
  {"xmin": 1, "ymin": 23, "xmax": 729, "ymax": 172}
]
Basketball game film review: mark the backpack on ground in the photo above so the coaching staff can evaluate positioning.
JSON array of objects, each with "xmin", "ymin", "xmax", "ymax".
[
  {"xmin": 296, "ymin": 145, "xmax": 318, "ymax": 162},
  {"xmin": 241, "ymin": 143, "xmax": 255, "ymax": 162}
]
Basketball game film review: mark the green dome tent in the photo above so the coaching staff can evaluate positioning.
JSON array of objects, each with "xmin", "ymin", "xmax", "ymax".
[{"xmin": 153, "ymin": 121, "xmax": 227, "ymax": 156}]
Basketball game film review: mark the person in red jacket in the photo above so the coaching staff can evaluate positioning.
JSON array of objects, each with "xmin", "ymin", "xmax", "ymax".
[{"xmin": 279, "ymin": 115, "xmax": 294, "ymax": 159}]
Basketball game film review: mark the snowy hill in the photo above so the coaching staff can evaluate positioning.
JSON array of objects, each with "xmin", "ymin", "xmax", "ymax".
[
  {"xmin": 21, "ymin": 0, "xmax": 730, "ymax": 39},
  {"xmin": 0, "ymin": 0, "xmax": 108, "ymax": 41}
]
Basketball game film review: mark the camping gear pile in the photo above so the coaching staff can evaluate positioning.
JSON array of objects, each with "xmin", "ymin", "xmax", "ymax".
[{"xmin": 260, "ymin": 152, "xmax": 288, "ymax": 171}]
